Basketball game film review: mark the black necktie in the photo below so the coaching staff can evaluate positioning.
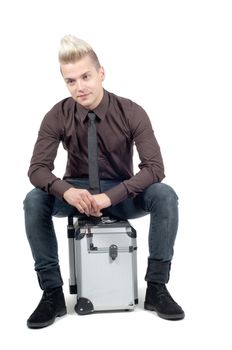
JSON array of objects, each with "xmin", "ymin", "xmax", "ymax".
[{"xmin": 87, "ymin": 112, "xmax": 100, "ymax": 194}]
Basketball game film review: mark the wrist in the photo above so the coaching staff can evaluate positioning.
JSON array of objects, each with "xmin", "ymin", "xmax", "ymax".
[{"xmin": 104, "ymin": 194, "xmax": 111, "ymax": 207}]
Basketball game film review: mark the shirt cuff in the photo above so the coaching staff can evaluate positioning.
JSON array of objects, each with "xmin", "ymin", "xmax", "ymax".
[
  {"xmin": 49, "ymin": 179, "xmax": 73, "ymax": 200},
  {"xmin": 105, "ymin": 183, "xmax": 128, "ymax": 206}
]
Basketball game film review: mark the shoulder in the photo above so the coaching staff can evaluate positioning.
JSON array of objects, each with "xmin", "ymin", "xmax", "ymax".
[
  {"xmin": 108, "ymin": 91, "xmax": 137, "ymax": 109},
  {"xmin": 42, "ymin": 97, "xmax": 75, "ymax": 125},
  {"xmin": 40, "ymin": 97, "xmax": 75, "ymax": 133},
  {"xmin": 48, "ymin": 97, "xmax": 76, "ymax": 116},
  {"xmin": 107, "ymin": 91, "xmax": 147, "ymax": 118}
]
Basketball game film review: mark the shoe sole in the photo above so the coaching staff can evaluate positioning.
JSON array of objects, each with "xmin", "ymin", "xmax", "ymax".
[
  {"xmin": 144, "ymin": 302, "xmax": 185, "ymax": 321},
  {"xmin": 27, "ymin": 308, "xmax": 67, "ymax": 329}
]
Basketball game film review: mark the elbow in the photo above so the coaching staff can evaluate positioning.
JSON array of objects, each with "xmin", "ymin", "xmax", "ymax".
[
  {"xmin": 153, "ymin": 164, "xmax": 165, "ymax": 183},
  {"xmin": 159, "ymin": 164, "xmax": 165, "ymax": 181}
]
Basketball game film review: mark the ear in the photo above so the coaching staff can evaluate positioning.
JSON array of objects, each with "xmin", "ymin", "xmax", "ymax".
[{"xmin": 99, "ymin": 67, "xmax": 105, "ymax": 81}]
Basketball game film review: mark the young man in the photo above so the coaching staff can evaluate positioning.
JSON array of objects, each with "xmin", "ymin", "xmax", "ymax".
[{"xmin": 24, "ymin": 35, "xmax": 184, "ymax": 329}]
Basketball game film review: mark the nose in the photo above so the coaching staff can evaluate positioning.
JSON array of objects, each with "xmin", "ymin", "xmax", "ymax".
[{"xmin": 75, "ymin": 79, "xmax": 84, "ymax": 92}]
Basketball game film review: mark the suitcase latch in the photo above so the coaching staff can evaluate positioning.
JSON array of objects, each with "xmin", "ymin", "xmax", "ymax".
[{"xmin": 109, "ymin": 244, "xmax": 118, "ymax": 260}]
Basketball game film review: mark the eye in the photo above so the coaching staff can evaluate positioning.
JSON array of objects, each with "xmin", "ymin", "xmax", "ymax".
[
  {"xmin": 83, "ymin": 73, "xmax": 90, "ymax": 81},
  {"xmin": 66, "ymin": 79, "xmax": 75, "ymax": 86}
]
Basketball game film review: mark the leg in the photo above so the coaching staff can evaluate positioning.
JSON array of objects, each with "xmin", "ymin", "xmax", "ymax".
[
  {"xmin": 23, "ymin": 188, "xmax": 77, "ymax": 329},
  {"xmin": 104, "ymin": 181, "xmax": 184, "ymax": 320},
  {"xmin": 139, "ymin": 182, "xmax": 184, "ymax": 320},
  {"xmin": 23, "ymin": 188, "xmax": 77, "ymax": 289},
  {"xmin": 141, "ymin": 182, "xmax": 179, "ymax": 283},
  {"xmin": 103, "ymin": 181, "xmax": 178, "ymax": 281}
]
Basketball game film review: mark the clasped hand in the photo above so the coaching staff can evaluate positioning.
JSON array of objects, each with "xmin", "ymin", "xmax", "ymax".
[{"xmin": 63, "ymin": 188, "xmax": 111, "ymax": 217}]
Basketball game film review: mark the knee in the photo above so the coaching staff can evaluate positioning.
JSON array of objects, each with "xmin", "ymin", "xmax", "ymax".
[
  {"xmin": 23, "ymin": 188, "xmax": 53, "ymax": 214},
  {"xmin": 157, "ymin": 183, "xmax": 178, "ymax": 203},
  {"xmin": 143, "ymin": 183, "xmax": 178, "ymax": 210},
  {"xmin": 23, "ymin": 189, "xmax": 40, "ymax": 214}
]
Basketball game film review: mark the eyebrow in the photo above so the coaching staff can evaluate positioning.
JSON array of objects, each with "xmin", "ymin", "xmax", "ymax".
[
  {"xmin": 64, "ymin": 77, "xmax": 75, "ymax": 82},
  {"xmin": 64, "ymin": 71, "xmax": 92, "ymax": 82}
]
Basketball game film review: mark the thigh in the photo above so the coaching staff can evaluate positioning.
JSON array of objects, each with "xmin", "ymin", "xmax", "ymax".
[
  {"xmin": 103, "ymin": 195, "xmax": 148, "ymax": 220},
  {"xmin": 103, "ymin": 182, "xmax": 178, "ymax": 220},
  {"xmin": 52, "ymin": 197, "xmax": 78, "ymax": 217},
  {"xmin": 24, "ymin": 187, "xmax": 77, "ymax": 218}
]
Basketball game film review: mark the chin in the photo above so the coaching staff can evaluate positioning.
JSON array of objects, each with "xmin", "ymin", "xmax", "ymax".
[
  {"xmin": 81, "ymin": 102, "xmax": 92, "ymax": 109},
  {"xmin": 76, "ymin": 98, "xmax": 90, "ymax": 108}
]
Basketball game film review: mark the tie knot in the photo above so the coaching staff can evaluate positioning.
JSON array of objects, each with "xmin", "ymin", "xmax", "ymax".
[{"xmin": 88, "ymin": 112, "xmax": 96, "ymax": 122}]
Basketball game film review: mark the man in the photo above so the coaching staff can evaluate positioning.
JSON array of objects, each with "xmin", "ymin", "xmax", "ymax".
[{"xmin": 24, "ymin": 35, "xmax": 184, "ymax": 329}]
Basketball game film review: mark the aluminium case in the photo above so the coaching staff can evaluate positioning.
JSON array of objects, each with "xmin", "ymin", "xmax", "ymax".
[{"xmin": 67, "ymin": 217, "xmax": 138, "ymax": 315}]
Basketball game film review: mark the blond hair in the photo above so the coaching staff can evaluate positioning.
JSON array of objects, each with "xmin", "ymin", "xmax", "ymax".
[{"xmin": 58, "ymin": 35, "xmax": 100, "ymax": 68}]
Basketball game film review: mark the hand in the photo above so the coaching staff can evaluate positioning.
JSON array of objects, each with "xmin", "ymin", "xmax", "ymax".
[
  {"xmin": 63, "ymin": 188, "xmax": 99, "ymax": 216},
  {"xmin": 90, "ymin": 193, "xmax": 112, "ymax": 217}
]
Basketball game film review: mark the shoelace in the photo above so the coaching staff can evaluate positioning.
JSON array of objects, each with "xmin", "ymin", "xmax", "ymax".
[{"xmin": 155, "ymin": 285, "xmax": 175, "ymax": 303}]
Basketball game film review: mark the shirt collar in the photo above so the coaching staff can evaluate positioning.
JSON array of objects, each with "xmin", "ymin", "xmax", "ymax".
[{"xmin": 76, "ymin": 89, "xmax": 109, "ymax": 122}]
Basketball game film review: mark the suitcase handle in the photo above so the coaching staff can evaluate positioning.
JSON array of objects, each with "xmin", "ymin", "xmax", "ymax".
[{"xmin": 87, "ymin": 236, "xmax": 135, "ymax": 260}]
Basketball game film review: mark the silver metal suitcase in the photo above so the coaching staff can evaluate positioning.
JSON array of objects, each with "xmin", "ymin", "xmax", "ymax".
[{"xmin": 67, "ymin": 216, "xmax": 138, "ymax": 315}]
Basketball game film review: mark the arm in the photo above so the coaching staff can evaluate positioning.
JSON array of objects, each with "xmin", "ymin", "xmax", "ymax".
[
  {"xmin": 28, "ymin": 107, "xmax": 73, "ymax": 198},
  {"xmin": 105, "ymin": 105, "xmax": 165, "ymax": 205}
]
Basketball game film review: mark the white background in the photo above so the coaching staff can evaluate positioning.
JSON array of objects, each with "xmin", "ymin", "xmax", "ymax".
[{"xmin": 0, "ymin": 0, "xmax": 231, "ymax": 348}]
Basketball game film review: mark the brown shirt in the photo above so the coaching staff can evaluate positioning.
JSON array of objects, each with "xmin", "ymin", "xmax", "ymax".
[{"xmin": 28, "ymin": 89, "xmax": 165, "ymax": 205}]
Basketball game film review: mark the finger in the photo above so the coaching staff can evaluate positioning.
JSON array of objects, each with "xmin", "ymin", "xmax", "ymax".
[
  {"xmin": 80, "ymin": 192, "xmax": 97, "ymax": 212},
  {"xmin": 89, "ymin": 212, "xmax": 102, "ymax": 217},
  {"xmin": 83, "ymin": 196, "xmax": 94, "ymax": 213},
  {"xmin": 89, "ymin": 209, "xmax": 102, "ymax": 217},
  {"xmin": 76, "ymin": 204, "xmax": 84, "ymax": 214},
  {"xmin": 83, "ymin": 193, "xmax": 99, "ymax": 213},
  {"xmin": 73, "ymin": 195, "xmax": 90, "ymax": 213},
  {"xmin": 79, "ymin": 198, "xmax": 91, "ymax": 214},
  {"xmin": 90, "ymin": 197, "xmax": 100, "ymax": 213},
  {"xmin": 76, "ymin": 201, "xmax": 90, "ymax": 215}
]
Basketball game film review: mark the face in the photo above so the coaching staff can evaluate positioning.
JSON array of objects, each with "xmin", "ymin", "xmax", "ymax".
[{"xmin": 60, "ymin": 55, "xmax": 105, "ymax": 110}]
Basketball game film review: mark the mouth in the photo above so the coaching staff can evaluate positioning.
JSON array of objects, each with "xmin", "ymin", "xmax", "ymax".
[{"xmin": 78, "ymin": 93, "xmax": 89, "ymax": 99}]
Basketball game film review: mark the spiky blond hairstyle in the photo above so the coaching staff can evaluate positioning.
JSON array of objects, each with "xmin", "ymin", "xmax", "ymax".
[{"xmin": 58, "ymin": 35, "xmax": 100, "ymax": 68}]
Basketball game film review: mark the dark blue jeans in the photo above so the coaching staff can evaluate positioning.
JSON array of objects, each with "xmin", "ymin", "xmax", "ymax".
[{"xmin": 23, "ymin": 179, "xmax": 179, "ymax": 290}]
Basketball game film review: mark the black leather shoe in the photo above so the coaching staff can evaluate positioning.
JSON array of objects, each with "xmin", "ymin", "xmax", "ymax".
[
  {"xmin": 27, "ymin": 287, "xmax": 67, "ymax": 329},
  {"xmin": 144, "ymin": 282, "xmax": 185, "ymax": 320}
]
